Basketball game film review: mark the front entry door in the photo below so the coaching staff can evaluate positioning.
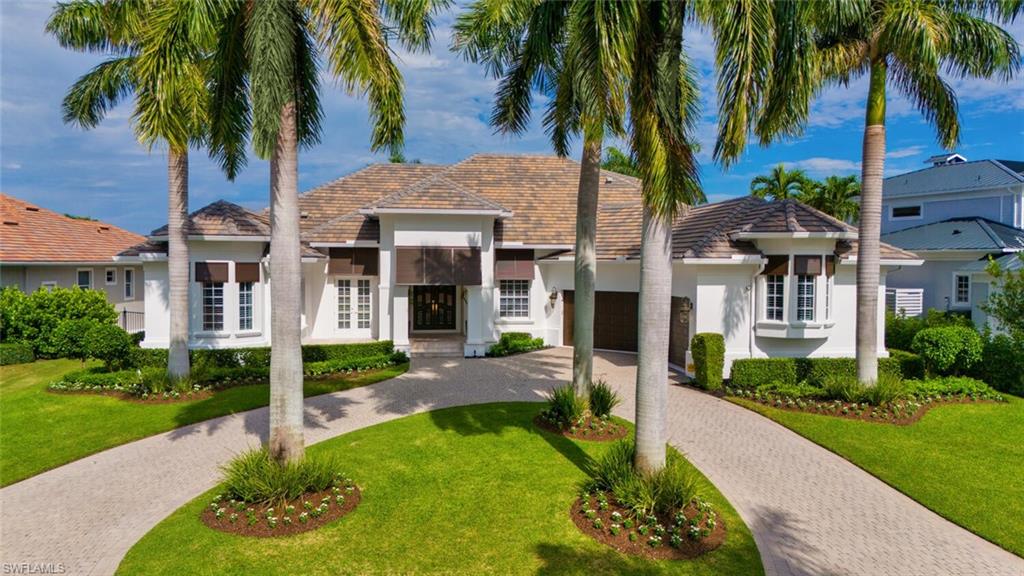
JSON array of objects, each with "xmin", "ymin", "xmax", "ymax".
[{"xmin": 413, "ymin": 286, "xmax": 457, "ymax": 331}]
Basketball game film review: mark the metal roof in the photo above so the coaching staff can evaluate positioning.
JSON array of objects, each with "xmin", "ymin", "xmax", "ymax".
[
  {"xmin": 883, "ymin": 159, "xmax": 1024, "ymax": 198},
  {"xmin": 960, "ymin": 252, "xmax": 1024, "ymax": 273},
  {"xmin": 881, "ymin": 217, "xmax": 1024, "ymax": 251}
]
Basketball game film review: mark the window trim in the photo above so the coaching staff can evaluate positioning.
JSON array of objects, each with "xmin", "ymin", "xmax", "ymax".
[
  {"xmin": 889, "ymin": 204, "xmax": 923, "ymax": 221},
  {"xmin": 499, "ymin": 279, "xmax": 531, "ymax": 319},
  {"xmin": 123, "ymin": 268, "xmax": 135, "ymax": 300},
  {"xmin": 201, "ymin": 282, "xmax": 225, "ymax": 333},
  {"xmin": 796, "ymin": 274, "xmax": 816, "ymax": 322},
  {"xmin": 105, "ymin": 267, "xmax": 117, "ymax": 285},
  {"xmin": 336, "ymin": 278, "xmax": 352, "ymax": 330},
  {"xmin": 764, "ymin": 274, "xmax": 786, "ymax": 322},
  {"xmin": 76, "ymin": 268, "xmax": 93, "ymax": 290},
  {"xmin": 238, "ymin": 281, "xmax": 254, "ymax": 332},
  {"xmin": 952, "ymin": 273, "xmax": 971, "ymax": 307},
  {"xmin": 335, "ymin": 276, "xmax": 373, "ymax": 334}
]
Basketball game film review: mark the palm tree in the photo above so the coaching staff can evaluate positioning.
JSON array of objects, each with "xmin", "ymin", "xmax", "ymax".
[
  {"xmin": 454, "ymin": 1, "xmax": 629, "ymax": 396},
  {"xmin": 798, "ymin": 175, "xmax": 860, "ymax": 222},
  {"xmin": 46, "ymin": 0, "xmax": 231, "ymax": 381},
  {"xmin": 601, "ymin": 147, "xmax": 640, "ymax": 177},
  {"xmin": 808, "ymin": 1, "xmax": 1021, "ymax": 384},
  {"xmin": 750, "ymin": 164, "xmax": 809, "ymax": 200},
  {"xmin": 140, "ymin": 0, "xmax": 446, "ymax": 464}
]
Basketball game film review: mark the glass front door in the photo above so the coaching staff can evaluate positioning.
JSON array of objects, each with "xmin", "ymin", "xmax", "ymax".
[{"xmin": 412, "ymin": 285, "xmax": 457, "ymax": 331}]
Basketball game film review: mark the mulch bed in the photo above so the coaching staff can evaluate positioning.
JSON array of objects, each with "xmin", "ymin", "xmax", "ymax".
[
  {"xmin": 571, "ymin": 493, "xmax": 725, "ymax": 560},
  {"xmin": 201, "ymin": 486, "xmax": 361, "ymax": 538},
  {"xmin": 734, "ymin": 396, "xmax": 999, "ymax": 426},
  {"xmin": 534, "ymin": 414, "xmax": 628, "ymax": 441}
]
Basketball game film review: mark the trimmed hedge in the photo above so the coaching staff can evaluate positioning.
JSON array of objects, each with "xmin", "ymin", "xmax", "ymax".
[
  {"xmin": 0, "ymin": 286, "xmax": 117, "ymax": 358},
  {"xmin": 729, "ymin": 352, "xmax": 925, "ymax": 388},
  {"xmin": 912, "ymin": 326, "xmax": 983, "ymax": 376},
  {"xmin": 129, "ymin": 341, "xmax": 396, "ymax": 370},
  {"xmin": 980, "ymin": 335, "xmax": 1024, "ymax": 396},
  {"xmin": 486, "ymin": 332, "xmax": 545, "ymax": 357},
  {"xmin": 690, "ymin": 333, "xmax": 725, "ymax": 391},
  {"xmin": 0, "ymin": 342, "xmax": 35, "ymax": 365}
]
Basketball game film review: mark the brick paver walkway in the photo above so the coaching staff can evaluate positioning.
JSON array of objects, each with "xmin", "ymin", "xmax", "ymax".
[{"xmin": 1, "ymin": 348, "xmax": 1020, "ymax": 575}]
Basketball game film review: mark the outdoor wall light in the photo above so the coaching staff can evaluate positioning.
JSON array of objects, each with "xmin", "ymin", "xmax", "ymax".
[{"xmin": 549, "ymin": 287, "xmax": 559, "ymax": 307}]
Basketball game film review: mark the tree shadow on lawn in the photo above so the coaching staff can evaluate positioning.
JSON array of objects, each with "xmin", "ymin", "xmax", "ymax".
[{"xmin": 533, "ymin": 542, "xmax": 677, "ymax": 575}]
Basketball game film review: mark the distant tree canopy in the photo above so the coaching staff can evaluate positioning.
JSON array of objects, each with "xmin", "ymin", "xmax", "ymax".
[
  {"xmin": 601, "ymin": 147, "xmax": 639, "ymax": 178},
  {"xmin": 750, "ymin": 165, "xmax": 860, "ymax": 222}
]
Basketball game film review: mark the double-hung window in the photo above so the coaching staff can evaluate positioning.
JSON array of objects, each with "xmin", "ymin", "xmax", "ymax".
[
  {"xmin": 238, "ymin": 282, "xmax": 254, "ymax": 331},
  {"xmin": 796, "ymin": 275, "xmax": 815, "ymax": 321},
  {"xmin": 765, "ymin": 275, "xmax": 785, "ymax": 321},
  {"xmin": 202, "ymin": 282, "xmax": 224, "ymax": 332},
  {"xmin": 499, "ymin": 279, "xmax": 530, "ymax": 318},
  {"xmin": 337, "ymin": 279, "xmax": 351, "ymax": 329},
  {"xmin": 105, "ymin": 268, "xmax": 117, "ymax": 285},
  {"xmin": 76, "ymin": 269, "xmax": 92, "ymax": 289},
  {"xmin": 954, "ymin": 274, "xmax": 970, "ymax": 306},
  {"xmin": 124, "ymin": 269, "xmax": 135, "ymax": 300}
]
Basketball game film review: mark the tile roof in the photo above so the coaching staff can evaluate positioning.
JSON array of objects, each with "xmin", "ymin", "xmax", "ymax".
[
  {"xmin": 881, "ymin": 217, "xmax": 1024, "ymax": 252},
  {"xmin": 151, "ymin": 200, "xmax": 270, "ymax": 237},
  {"xmin": 363, "ymin": 172, "xmax": 511, "ymax": 213},
  {"xmin": 0, "ymin": 193, "xmax": 145, "ymax": 263},
  {"xmin": 883, "ymin": 159, "xmax": 1024, "ymax": 198}
]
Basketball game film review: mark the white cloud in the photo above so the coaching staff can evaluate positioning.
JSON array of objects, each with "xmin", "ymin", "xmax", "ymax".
[
  {"xmin": 886, "ymin": 145, "xmax": 926, "ymax": 159},
  {"xmin": 3, "ymin": 162, "xmax": 21, "ymax": 170},
  {"xmin": 780, "ymin": 157, "xmax": 861, "ymax": 176}
]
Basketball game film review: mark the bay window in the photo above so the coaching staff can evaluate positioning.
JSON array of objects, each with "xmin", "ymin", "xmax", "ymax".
[{"xmin": 796, "ymin": 275, "xmax": 815, "ymax": 321}]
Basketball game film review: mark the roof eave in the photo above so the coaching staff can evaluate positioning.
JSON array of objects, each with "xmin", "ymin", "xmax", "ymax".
[
  {"xmin": 360, "ymin": 208, "xmax": 512, "ymax": 218},
  {"xmin": 730, "ymin": 231, "xmax": 858, "ymax": 240},
  {"xmin": 148, "ymin": 234, "xmax": 270, "ymax": 242}
]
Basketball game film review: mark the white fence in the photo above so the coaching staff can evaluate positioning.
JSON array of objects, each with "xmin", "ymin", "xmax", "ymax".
[{"xmin": 886, "ymin": 288, "xmax": 924, "ymax": 317}]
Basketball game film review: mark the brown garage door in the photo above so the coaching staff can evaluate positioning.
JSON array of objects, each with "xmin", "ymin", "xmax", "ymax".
[{"xmin": 562, "ymin": 290, "xmax": 639, "ymax": 352}]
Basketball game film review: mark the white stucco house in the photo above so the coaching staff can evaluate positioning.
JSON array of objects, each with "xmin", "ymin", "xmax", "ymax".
[{"xmin": 120, "ymin": 154, "xmax": 920, "ymax": 375}]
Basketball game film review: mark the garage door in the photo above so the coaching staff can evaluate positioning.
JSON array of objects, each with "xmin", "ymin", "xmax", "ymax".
[
  {"xmin": 564, "ymin": 291, "xmax": 691, "ymax": 364},
  {"xmin": 562, "ymin": 290, "xmax": 638, "ymax": 352}
]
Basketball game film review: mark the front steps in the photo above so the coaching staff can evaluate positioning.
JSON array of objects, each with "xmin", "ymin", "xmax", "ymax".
[{"xmin": 409, "ymin": 336, "xmax": 464, "ymax": 358}]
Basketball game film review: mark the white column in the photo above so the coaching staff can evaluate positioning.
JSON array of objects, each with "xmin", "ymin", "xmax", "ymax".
[
  {"xmin": 393, "ymin": 285, "xmax": 410, "ymax": 351},
  {"xmin": 378, "ymin": 285, "xmax": 391, "ymax": 341}
]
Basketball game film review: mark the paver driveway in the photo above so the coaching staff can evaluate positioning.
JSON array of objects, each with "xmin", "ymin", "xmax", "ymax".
[{"xmin": 1, "ymin": 348, "xmax": 1021, "ymax": 575}]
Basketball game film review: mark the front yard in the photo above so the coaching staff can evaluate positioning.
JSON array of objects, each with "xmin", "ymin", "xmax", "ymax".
[
  {"xmin": 731, "ymin": 395, "xmax": 1024, "ymax": 557},
  {"xmin": 0, "ymin": 358, "xmax": 408, "ymax": 487},
  {"xmin": 117, "ymin": 403, "xmax": 763, "ymax": 575}
]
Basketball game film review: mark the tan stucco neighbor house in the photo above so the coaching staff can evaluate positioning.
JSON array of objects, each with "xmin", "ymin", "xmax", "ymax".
[
  {"xmin": 0, "ymin": 193, "xmax": 146, "ymax": 331},
  {"xmin": 121, "ymin": 154, "xmax": 921, "ymax": 375}
]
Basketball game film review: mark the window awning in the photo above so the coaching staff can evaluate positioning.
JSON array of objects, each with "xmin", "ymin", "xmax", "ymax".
[
  {"xmin": 395, "ymin": 247, "xmax": 481, "ymax": 285},
  {"xmin": 195, "ymin": 262, "xmax": 228, "ymax": 283},
  {"xmin": 328, "ymin": 247, "xmax": 379, "ymax": 276},
  {"xmin": 495, "ymin": 249, "xmax": 535, "ymax": 280}
]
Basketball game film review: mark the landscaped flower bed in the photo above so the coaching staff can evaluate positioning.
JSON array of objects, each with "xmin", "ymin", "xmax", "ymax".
[
  {"xmin": 201, "ymin": 479, "xmax": 361, "ymax": 537},
  {"xmin": 534, "ymin": 412, "xmax": 628, "ymax": 440},
  {"xmin": 572, "ymin": 491, "xmax": 724, "ymax": 559},
  {"xmin": 725, "ymin": 376, "xmax": 1005, "ymax": 425},
  {"xmin": 535, "ymin": 380, "xmax": 626, "ymax": 441}
]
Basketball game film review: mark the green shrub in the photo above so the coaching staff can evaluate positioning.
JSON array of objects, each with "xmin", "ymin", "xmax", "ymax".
[
  {"xmin": 905, "ymin": 376, "xmax": 1003, "ymax": 401},
  {"xmin": 486, "ymin": 332, "xmax": 546, "ymax": 357},
  {"xmin": 690, "ymin": 333, "xmax": 724, "ymax": 391},
  {"xmin": 912, "ymin": 326, "xmax": 983, "ymax": 376},
  {"xmin": 219, "ymin": 448, "xmax": 344, "ymax": 505},
  {"xmin": 821, "ymin": 373, "xmax": 861, "ymax": 402},
  {"xmin": 730, "ymin": 358, "xmax": 797, "ymax": 388},
  {"xmin": 0, "ymin": 286, "xmax": 116, "ymax": 358},
  {"xmin": 85, "ymin": 323, "xmax": 133, "ymax": 371},
  {"xmin": 301, "ymin": 341, "xmax": 395, "ymax": 363},
  {"xmin": 302, "ymin": 353, "xmax": 403, "ymax": 378},
  {"xmin": 0, "ymin": 342, "xmax": 34, "ymax": 365},
  {"xmin": 541, "ymin": 383, "xmax": 588, "ymax": 427},
  {"xmin": 859, "ymin": 372, "xmax": 907, "ymax": 406},
  {"xmin": 886, "ymin": 308, "xmax": 974, "ymax": 351},
  {"xmin": 52, "ymin": 318, "xmax": 100, "ymax": 363},
  {"xmin": 588, "ymin": 379, "xmax": 620, "ymax": 418},
  {"xmin": 754, "ymin": 380, "xmax": 824, "ymax": 400},
  {"xmin": 128, "ymin": 341, "xmax": 397, "ymax": 371},
  {"xmin": 130, "ymin": 347, "xmax": 169, "ymax": 369},
  {"xmin": 585, "ymin": 440, "xmax": 698, "ymax": 518},
  {"xmin": 885, "ymin": 349, "xmax": 925, "ymax": 380},
  {"xmin": 979, "ymin": 335, "xmax": 1024, "ymax": 396}
]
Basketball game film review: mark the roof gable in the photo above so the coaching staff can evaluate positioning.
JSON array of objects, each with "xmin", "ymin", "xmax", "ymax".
[
  {"xmin": 362, "ymin": 172, "xmax": 511, "ymax": 214},
  {"xmin": 151, "ymin": 200, "xmax": 270, "ymax": 237},
  {"xmin": 881, "ymin": 217, "xmax": 1024, "ymax": 251},
  {"xmin": 883, "ymin": 159, "xmax": 1024, "ymax": 198},
  {"xmin": 0, "ymin": 193, "xmax": 145, "ymax": 263}
]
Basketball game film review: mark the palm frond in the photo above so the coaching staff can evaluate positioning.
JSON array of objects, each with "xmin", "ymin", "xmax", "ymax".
[
  {"xmin": 940, "ymin": 11, "xmax": 1021, "ymax": 80},
  {"xmin": 62, "ymin": 56, "xmax": 136, "ymax": 129},
  {"xmin": 246, "ymin": 0, "xmax": 300, "ymax": 158},
  {"xmin": 46, "ymin": 0, "xmax": 145, "ymax": 54},
  {"xmin": 380, "ymin": 0, "xmax": 453, "ymax": 53},
  {"xmin": 208, "ymin": 0, "xmax": 251, "ymax": 180},
  {"xmin": 889, "ymin": 58, "xmax": 961, "ymax": 149}
]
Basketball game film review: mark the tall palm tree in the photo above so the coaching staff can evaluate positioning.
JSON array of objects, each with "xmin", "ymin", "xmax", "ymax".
[
  {"xmin": 141, "ymin": 0, "xmax": 446, "ymax": 464},
  {"xmin": 46, "ymin": 0, "xmax": 231, "ymax": 381},
  {"xmin": 601, "ymin": 147, "xmax": 640, "ymax": 177},
  {"xmin": 807, "ymin": 1, "xmax": 1021, "ymax": 384},
  {"xmin": 454, "ymin": 1, "xmax": 629, "ymax": 396},
  {"xmin": 798, "ymin": 175, "xmax": 860, "ymax": 222},
  {"xmin": 750, "ymin": 164, "xmax": 809, "ymax": 200}
]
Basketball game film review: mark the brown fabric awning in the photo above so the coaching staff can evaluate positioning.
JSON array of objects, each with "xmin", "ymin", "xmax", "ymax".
[
  {"xmin": 495, "ymin": 249, "xmax": 535, "ymax": 280},
  {"xmin": 825, "ymin": 255, "xmax": 836, "ymax": 277},
  {"xmin": 396, "ymin": 247, "xmax": 481, "ymax": 286},
  {"xmin": 794, "ymin": 255, "xmax": 823, "ymax": 276},
  {"xmin": 762, "ymin": 255, "xmax": 789, "ymax": 276},
  {"xmin": 328, "ymin": 247, "xmax": 379, "ymax": 276},
  {"xmin": 235, "ymin": 262, "xmax": 260, "ymax": 283},
  {"xmin": 195, "ymin": 262, "xmax": 228, "ymax": 283}
]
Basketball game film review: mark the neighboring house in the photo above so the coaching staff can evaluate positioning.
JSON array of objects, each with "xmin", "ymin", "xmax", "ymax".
[
  {"xmin": 121, "ymin": 154, "xmax": 920, "ymax": 375},
  {"xmin": 0, "ymin": 193, "xmax": 146, "ymax": 330},
  {"xmin": 881, "ymin": 154, "xmax": 1024, "ymax": 326}
]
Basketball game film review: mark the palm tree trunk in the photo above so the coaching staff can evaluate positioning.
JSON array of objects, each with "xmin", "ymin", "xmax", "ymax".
[
  {"xmin": 572, "ymin": 135, "xmax": 602, "ymax": 396},
  {"xmin": 167, "ymin": 149, "xmax": 190, "ymax": 379},
  {"xmin": 856, "ymin": 59, "xmax": 887, "ymax": 385},
  {"xmin": 634, "ymin": 205, "xmax": 673, "ymax": 473},
  {"xmin": 268, "ymin": 101, "xmax": 305, "ymax": 464}
]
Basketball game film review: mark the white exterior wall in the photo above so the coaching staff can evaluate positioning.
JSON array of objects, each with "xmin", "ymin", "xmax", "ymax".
[
  {"xmin": 141, "ymin": 240, "xmax": 270, "ymax": 349},
  {"xmin": 1, "ymin": 263, "xmax": 144, "ymax": 312}
]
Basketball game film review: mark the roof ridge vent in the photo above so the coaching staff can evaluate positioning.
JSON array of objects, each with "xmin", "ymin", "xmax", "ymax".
[{"xmin": 926, "ymin": 152, "xmax": 967, "ymax": 166}]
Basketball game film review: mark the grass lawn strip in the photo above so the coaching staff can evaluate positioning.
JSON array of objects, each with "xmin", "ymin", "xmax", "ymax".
[
  {"xmin": 730, "ymin": 395, "xmax": 1024, "ymax": 557},
  {"xmin": 118, "ymin": 403, "xmax": 763, "ymax": 576},
  {"xmin": 0, "ymin": 359, "xmax": 408, "ymax": 487}
]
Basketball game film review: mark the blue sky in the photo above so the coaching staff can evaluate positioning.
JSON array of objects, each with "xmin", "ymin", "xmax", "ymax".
[{"xmin": 2, "ymin": 2, "xmax": 1022, "ymax": 235}]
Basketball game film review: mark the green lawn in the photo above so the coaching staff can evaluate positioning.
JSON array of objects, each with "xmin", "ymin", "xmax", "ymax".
[
  {"xmin": 731, "ymin": 396, "xmax": 1024, "ymax": 556},
  {"xmin": 118, "ymin": 403, "xmax": 763, "ymax": 575},
  {"xmin": 0, "ymin": 359, "xmax": 408, "ymax": 487}
]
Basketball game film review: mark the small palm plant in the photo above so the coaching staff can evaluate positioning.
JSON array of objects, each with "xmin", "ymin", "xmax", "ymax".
[{"xmin": 588, "ymin": 379, "xmax": 621, "ymax": 419}]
